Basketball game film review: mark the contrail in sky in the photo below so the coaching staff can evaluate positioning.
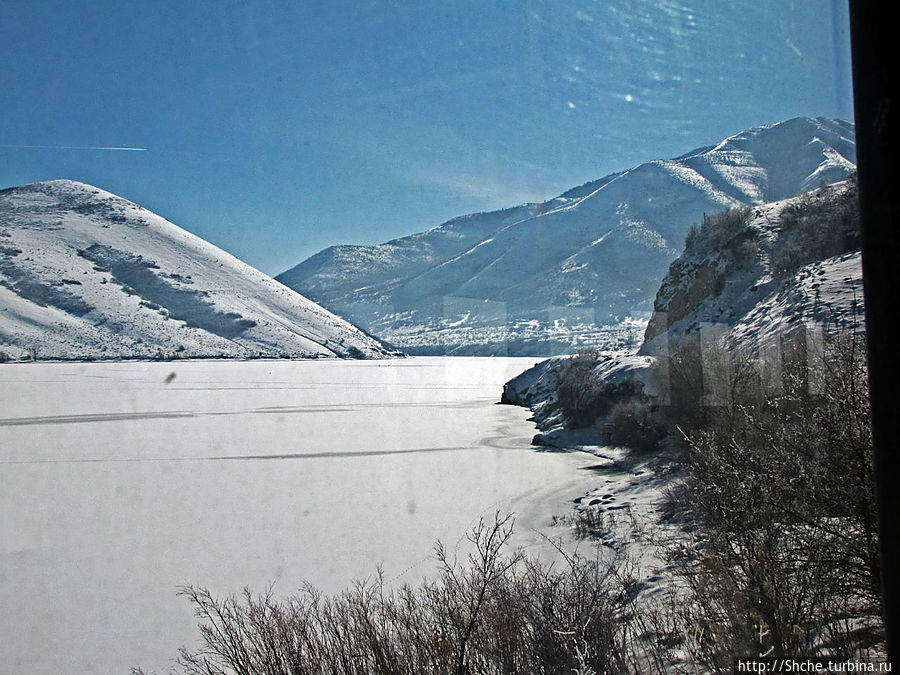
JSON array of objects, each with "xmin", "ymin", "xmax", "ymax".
[{"xmin": 0, "ymin": 144, "xmax": 147, "ymax": 151}]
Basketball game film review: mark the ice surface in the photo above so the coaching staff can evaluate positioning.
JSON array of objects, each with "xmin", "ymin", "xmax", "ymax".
[{"xmin": 0, "ymin": 357, "xmax": 604, "ymax": 675}]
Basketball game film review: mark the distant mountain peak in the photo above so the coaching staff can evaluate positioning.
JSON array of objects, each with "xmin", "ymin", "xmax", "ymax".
[{"xmin": 277, "ymin": 117, "xmax": 856, "ymax": 357}]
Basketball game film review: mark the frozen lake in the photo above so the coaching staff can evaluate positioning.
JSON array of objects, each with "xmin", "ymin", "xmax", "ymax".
[{"xmin": 0, "ymin": 357, "xmax": 600, "ymax": 674}]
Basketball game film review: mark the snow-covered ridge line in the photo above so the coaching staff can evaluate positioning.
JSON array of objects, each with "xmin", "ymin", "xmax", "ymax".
[
  {"xmin": 502, "ymin": 176, "xmax": 863, "ymax": 447},
  {"xmin": 278, "ymin": 117, "xmax": 856, "ymax": 356},
  {"xmin": 0, "ymin": 180, "xmax": 401, "ymax": 361}
]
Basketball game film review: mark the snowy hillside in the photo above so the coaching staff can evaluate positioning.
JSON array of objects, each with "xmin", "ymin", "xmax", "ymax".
[
  {"xmin": 504, "ymin": 176, "xmax": 863, "ymax": 442},
  {"xmin": 639, "ymin": 177, "xmax": 863, "ymax": 356},
  {"xmin": 499, "ymin": 177, "xmax": 864, "ymax": 568},
  {"xmin": 0, "ymin": 180, "xmax": 398, "ymax": 361},
  {"xmin": 499, "ymin": 173, "xmax": 873, "ymax": 668},
  {"xmin": 279, "ymin": 117, "xmax": 855, "ymax": 355}
]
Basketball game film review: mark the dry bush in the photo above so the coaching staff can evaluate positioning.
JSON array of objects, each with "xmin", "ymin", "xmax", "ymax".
[
  {"xmin": 555, "ymin": 350, "xmax": 643, "ymax": 430},
  {"xmin": 555, "ymin": 350, "xmax": 607, "ymax": 428},
  {"xmin": 135, "ymin": 513, "xmax": 660, "ymax": 675},
  {"xmin": 660, "ymin": 327, "xmax": 882, "ymax": 670},
  {"xmin": 684, "ymin": 206, "xmax": 753, "ymax": 256},
  {"xmin": 605, "ymin": 397, "xmax": 663, "ymax": 453},
  {"xmin": 771, "ymin": 178, "xmax": 860, "ymax": 275}
]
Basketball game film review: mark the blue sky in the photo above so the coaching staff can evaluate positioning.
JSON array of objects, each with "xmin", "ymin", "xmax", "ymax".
[{"xmin": 1, "ymin": 0, "xmax": 854, "ymax": 276}]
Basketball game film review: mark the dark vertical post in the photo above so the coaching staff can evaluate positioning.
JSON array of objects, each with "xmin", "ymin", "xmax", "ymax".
[{"xmin": 848, "ymin": 0, "xmax": 899, "ymax": 662}]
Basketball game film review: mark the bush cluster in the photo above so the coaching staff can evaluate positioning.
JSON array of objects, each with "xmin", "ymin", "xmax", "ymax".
[
  {"xmin": 555, "ymin": 351, "xmax": 645, "ymax": 430},
  {"xmin": 771, "ymin": 178, "xmax": 860, "ymax": 275},
  {"xmin": 653, "ymin": 327, "xmax": 882, "ymax": 668},
  {"xmin": 554, "ymin": 350, "xmax": 607, "ymax": 428},
  {"xmin": 134, "ymin": 514, "xmax": 660, "ymax": 675},
  {"xmin": 683, "ymin": 206, "xmax": 753, "ymax": 256},
  {"xmin": 605, "ymin": 397, "xmax": 663, "ymax": 452}
]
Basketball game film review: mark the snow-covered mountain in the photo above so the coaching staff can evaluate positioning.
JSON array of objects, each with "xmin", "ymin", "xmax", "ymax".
[
  {"xmin": 278, "ymin": 117, "xmax": 855, "ymax": 356},
  {"xmin": 503, "ymin": 176, "xmax": 863, "ymax": 442},
  {"xmin": 639, "ymin": 177, "xmax": 863, "ymax": 356},
  {"xmin": 0, "ymin": 180, "xmax": 399, "ymax": 361}
]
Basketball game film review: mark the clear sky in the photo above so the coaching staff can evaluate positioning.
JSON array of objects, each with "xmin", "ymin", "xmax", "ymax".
[{"xmin": 1, "ymin": 0, "xmax": 854, "ymax": 276}]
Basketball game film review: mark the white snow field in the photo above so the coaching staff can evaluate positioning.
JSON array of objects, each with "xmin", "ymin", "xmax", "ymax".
[
  {"xmin": 0, "ymin": 180, "xmax": 396, "ymax": 361},
  {"xmin": 0, "ymin": 357, "xmax": 605, "ymax": 675}
]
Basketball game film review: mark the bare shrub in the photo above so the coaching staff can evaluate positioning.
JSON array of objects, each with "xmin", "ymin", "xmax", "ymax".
[
  {"xmin": 606, "ymin": 397, "xmax": 663, "ymax": 452},
  {"xmin": 552, "ymin": 507, "xmax": 614, "ymax": 541},
  {"xmin": 651, "ymin": 331, "xmax": 767, "ymax": 446},
  {"xmin": 771, "ymin": 178, "xmax": 860, "ymax": 275},
  {"xmin": 662, "ymin": 327, "xmax": 882, "ymax": 669},
  {"xmin": 140, "ymin": 513, "xmax": 655, "ymax": 675},
  {"xmin": 555, "ymin": 350, "xmax": 606, "ymax": 428},
  {"xmin": 684, "ymin": 206, "xmax": 753, "ymax": 256},
  {"xmin": 651, "ymin": 335, "xmax": 708, "ymax": 436},
  {"xmin": 555, "ymin": 350, "xmax": 643, "ymax": 429}
]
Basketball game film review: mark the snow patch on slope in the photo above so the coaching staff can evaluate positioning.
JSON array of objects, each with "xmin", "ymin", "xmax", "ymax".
[{"xmin": 0, "ymin": 180, "xmax": 398, "ymax": 361}]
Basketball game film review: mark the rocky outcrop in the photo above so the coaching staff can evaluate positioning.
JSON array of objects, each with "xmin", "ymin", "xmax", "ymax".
[
  {"xmin": 503, "ymin": 177, "xmax": 863, "ymax": 444},
  {"xmin": 641, "ymin": 178, "xmax": 861, "ymax": 356}
]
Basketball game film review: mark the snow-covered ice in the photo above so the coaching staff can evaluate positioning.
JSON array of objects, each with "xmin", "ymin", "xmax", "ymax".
[{"xmin": 0, "ymin": 357, "xmax": 604, "ymax": 675}]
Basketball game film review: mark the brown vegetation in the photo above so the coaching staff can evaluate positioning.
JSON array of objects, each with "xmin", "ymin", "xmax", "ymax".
[
  {"xmin": 133, "ymin": 513, "xmax": 649, "ymax": 675},
  {"xmin": 655, "ymin": 327, "xmax": 882, "ymax": 669}
]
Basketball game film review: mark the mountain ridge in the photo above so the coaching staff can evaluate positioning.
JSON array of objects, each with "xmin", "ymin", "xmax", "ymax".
[{"xmin": 278, "ymin": 117, "xmax": 856, "ymax": 356}]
